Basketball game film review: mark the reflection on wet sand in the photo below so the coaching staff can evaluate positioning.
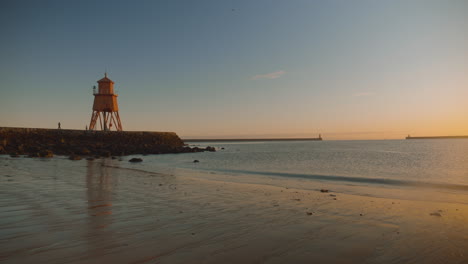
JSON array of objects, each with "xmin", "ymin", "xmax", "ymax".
[
  {"xmin": 85, "ymin": 160, "xmax": 114, "ymax": 256},
  {"xmin": 87, "ymin": 160, "xmax": 113, "ymax": 219}
]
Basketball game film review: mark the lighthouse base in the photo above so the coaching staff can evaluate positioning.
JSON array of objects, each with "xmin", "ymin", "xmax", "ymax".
[{"xmin": 89, "ymin": 111, "xmax": 122, "ymax": 131}]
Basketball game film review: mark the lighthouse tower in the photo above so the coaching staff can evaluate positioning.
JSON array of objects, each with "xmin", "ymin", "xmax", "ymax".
[{"xmin": 89, "ymin": 73, "xmax": 123, "ymax": 131}]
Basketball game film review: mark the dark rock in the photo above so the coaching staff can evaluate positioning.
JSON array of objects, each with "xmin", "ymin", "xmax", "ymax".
[
  {"xmin": 182, "ymin": 147, "xmax": 192, "ymax": 153},
  {"xmin": 100, "ymin": 151, "xmax": 111, "ymax": 157},
  {"xmin": 69, "ymin": 155, "xmax": 82, "ymax": 160},
  {"xmin": 205, "ymin": 146, "xmax": 216, "ymax": 152},
  {"xmin": 111, "ymin": 156, "xmax": 117, "ymax": 159},
  {"xmin": 39, "ymin": 150, "xmax": 53, "ymax": 158},
  {"xmin": 430, "ymin": 212, "xmax": 442, "ymax": 217},
  {"xmin": 28, "ymin": 153, "xmax": 40, "ymax": 158},
  {"xmin": 306, "ymin": 212, "xmax": 313, "ymax": 216},
  {"xmin": 129, "ymin": 158, "xmax": 143, "ymax": 163},
  {"xmin": 221, "ymin": 147, "xmax": 225, "ymax": 150},
  {"xmin": 320, "ymin": 189, "xmax": 329, "ymax": 193},
  {"xmin": 79, "ymin": 148, "xmax": 91, "ymax": 155},
  {"xmin": 193, "ymin": 160, "xmax": 199, "ymax": 163}
]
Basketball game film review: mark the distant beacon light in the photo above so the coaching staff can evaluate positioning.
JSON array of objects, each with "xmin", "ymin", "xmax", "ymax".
[{"xmin": 89, "ymin": 73, "xmax": 123, "ymax": 131}]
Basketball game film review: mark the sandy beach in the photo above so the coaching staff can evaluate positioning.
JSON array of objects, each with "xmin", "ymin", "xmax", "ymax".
[{"xmin": 1, "ymin": 156, "xmax": 468, "ymax": 264}]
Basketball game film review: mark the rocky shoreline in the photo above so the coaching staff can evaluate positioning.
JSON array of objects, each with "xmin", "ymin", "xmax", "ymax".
[{"xmin": 0, "ymin": 127, "xmax": 215, "ymax": 159}]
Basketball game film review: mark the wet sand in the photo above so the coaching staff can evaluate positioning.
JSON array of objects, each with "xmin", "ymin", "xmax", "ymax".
[{"xmin": 1, "ymin": 157, "xmax": 468, "ymax": 264}]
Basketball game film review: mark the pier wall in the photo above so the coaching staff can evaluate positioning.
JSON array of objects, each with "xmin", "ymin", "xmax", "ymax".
[
  {"xmin": 0, "ymin": 127, "xmax": 201, "ymax": 157},
  {"xmin": 406, "ymin": 136, "xmax": 468, "ymax": 140}
]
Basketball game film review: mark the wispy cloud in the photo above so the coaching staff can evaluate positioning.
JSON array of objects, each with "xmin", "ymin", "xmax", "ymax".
[
  {"xmin": 251, "ymin": 70, "xmax": 286, "ymax": 80},
  {"xmin": 353, "ymin": 92, "xmax": 375, "ymax": 97}
]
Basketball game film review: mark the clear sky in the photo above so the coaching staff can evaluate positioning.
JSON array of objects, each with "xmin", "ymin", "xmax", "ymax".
[{"xmin": 0, "ymin": 0, "xmax": 467, "ymax": 139}]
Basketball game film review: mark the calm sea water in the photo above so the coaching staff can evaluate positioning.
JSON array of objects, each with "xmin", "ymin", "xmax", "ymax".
[
  {"xmin": 2, "ymin": 139, "xmax": 468, "ymax": 263},
  {"xmin": 122, "ymin": 139, "xmax": 468, "ymax": 190}
]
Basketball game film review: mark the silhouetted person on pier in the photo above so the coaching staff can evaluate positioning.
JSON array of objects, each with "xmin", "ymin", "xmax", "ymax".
[{"xmin": 58, "ymin": 122, "xmax": 61, "ymax": 129}]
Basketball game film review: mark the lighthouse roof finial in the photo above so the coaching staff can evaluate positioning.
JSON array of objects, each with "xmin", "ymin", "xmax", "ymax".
[{"xmin": 97, "ymin": 72, "xmax": 114, "ymax": 83}]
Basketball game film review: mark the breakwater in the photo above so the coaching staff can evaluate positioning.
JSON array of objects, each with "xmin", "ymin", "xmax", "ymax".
[
  {"xmin": 0, "ymin": 127, "xmax": 214, "ymax": 157},
  {"xmin": 406, "ymin": 135, "xmax": 468, "ymax": 140},
  {"xmin": 185, "ymin": 137, "xmax": 323, "ymax": 142}
]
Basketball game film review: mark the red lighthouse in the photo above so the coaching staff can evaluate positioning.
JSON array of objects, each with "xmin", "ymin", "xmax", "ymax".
[{"xmin": 89, "ymin": 73, "xmax": 123, "ymax": 131}]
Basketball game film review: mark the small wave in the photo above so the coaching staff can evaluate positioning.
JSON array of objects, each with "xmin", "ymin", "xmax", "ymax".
[
  {"xmin": 96, "ymin": 162, "xmax": 468, "ymax": 192},
  {"xmin": 102, "ymin": 164, "xmax": 167, "ymax": 176},
  {"xmin": 214, "ymin": 169, "xmax": 468, "ymax": 192}
]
